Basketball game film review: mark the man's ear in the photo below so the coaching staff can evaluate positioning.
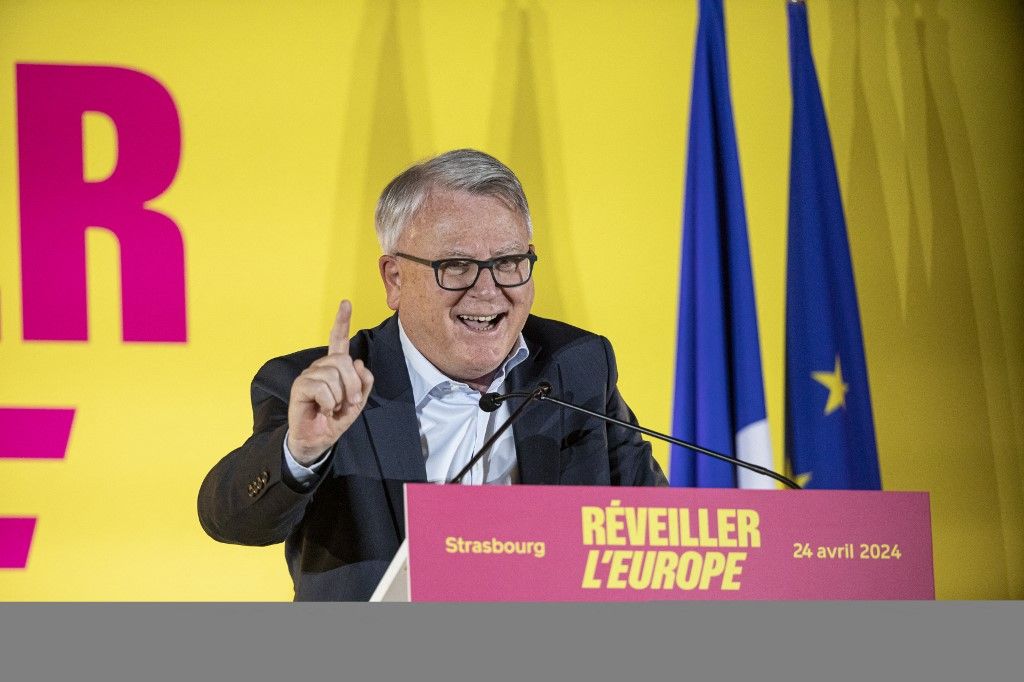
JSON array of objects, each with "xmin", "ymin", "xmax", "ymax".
[{"xmin": 379, "ymin": 255, "xmax": 401, "ymax": 311}]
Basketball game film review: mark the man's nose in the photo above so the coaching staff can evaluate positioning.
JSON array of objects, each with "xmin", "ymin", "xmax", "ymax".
[{"xmin": 469, "ymin": 266, "xmax": 500, "ymax": 296}]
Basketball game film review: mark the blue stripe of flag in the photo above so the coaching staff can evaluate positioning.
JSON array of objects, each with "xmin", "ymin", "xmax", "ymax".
[{"xmin": 671, "ymin": 0, "xmax": 772, "ymax": 488}]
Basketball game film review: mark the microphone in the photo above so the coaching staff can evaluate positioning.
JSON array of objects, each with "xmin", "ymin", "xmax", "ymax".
[
  {"xmin": 478, "ymin": 392, "xmax": 505, "ymax": 413},
  {"xmin": 447, "ymin": 382, "xmax": 551, "ymax": 484},
  {"xmin": 478, "ymin": 382, "xmax": 551, "ymax": 413},
  {"xmin": 485, "ymin": 386, "xmax": 802, "ymax": 490}
]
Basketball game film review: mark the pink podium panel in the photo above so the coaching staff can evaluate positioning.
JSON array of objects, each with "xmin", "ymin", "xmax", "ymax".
[{"xmin": 404, "ymin": 484, "xmax": 934, "ymax": 601}]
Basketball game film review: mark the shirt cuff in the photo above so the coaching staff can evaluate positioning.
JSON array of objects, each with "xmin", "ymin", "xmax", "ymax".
[{"xmin": 282, "ymin": 430, "xmax": 333, "ymax": 488}]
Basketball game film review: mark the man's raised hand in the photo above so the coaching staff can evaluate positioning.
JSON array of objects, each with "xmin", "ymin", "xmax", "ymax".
[{"xmin": 286, "ymin": 300, "xmax": 375, "ymax": 464}]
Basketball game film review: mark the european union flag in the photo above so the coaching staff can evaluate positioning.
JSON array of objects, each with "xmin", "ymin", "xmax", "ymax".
[
  {"xmin": 785, "ymin": 0, "xmax": 882, "ymax": 490},
  {"xmin": 671, "ymin": 0, "xmax": 774, "ymax": 489}
]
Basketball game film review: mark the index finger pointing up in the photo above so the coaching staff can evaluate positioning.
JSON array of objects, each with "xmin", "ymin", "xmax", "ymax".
[{"xmin": 328, "ymin": 299, "xmax": 352, "ymax": 355}]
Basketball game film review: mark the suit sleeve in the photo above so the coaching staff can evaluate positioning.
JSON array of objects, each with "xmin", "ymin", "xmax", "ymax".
[
  {"xmin": 197, "ymin": 366, "xmax": 330, "ymax": 546},
  {"xmin": 600, "ymin": 336, "xmax": 669, "ymax": 487}
]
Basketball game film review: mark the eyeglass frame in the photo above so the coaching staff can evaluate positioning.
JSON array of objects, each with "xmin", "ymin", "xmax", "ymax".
[{"xmin": 391, "ymin": 250, "xmax": 538, "ymax": 291}]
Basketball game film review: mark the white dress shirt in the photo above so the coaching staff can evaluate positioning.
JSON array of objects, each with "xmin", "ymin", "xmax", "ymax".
[{"xmin": 284, "ymin": 320, "xmax": 530, "ymax": 486}]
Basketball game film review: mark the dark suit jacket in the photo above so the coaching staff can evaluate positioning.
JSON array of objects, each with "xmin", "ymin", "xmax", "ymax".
[{"xmin": 198, "ymin": 314, "xmax": 666, "ymax": 600}]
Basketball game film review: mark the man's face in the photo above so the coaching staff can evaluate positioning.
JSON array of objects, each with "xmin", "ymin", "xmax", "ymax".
[{"xmin": 380, "ymin": 188, "xmax": 534, "ymax": 387}]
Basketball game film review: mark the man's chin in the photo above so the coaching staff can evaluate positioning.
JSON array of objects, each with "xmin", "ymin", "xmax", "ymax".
[{"xmin": 449, "ymin": 351, "xmax": 511, "ymax": 385}]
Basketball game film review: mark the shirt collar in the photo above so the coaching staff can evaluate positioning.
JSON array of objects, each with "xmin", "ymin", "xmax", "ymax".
[{"xmin": 398, "ymin": 318, "xmax": 530, "ymax": 406}]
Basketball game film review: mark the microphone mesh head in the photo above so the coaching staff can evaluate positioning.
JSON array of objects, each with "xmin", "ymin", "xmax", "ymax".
[{"xmin": 479, "ymin": 393, "xmax": 503, "ymax": 412}]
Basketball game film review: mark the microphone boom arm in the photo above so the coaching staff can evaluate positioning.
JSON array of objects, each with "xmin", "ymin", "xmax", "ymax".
[
  {"xmin": 536, "ymin": 394, "xmax": 801, "ymax": 490},
  {"xmin": 449, "ymin": 384, "xmax": 549, "ymax": 484}
]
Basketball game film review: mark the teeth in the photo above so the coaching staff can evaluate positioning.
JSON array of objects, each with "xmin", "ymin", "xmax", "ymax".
[{"xmin": 459, "ymin": 314, "xmax": 499, "ymax": 322}]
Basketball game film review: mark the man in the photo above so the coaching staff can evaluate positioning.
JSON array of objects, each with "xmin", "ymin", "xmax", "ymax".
[{"xmin": 198, "ymin": 149, "xmax": 667, "ymax": 600}]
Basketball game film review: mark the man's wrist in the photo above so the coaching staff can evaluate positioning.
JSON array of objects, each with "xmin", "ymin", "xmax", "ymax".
[
  {"xmin": 286, "ymin": 431, "xmax": 332, "ymax": 466},
  {"xmin": 282, "ymin": 430, "xmax": 333, "ymax": 488}
]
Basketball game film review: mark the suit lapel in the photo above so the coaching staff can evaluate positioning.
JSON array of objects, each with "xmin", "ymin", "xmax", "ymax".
[
  {"xmin": 508, "ymin": 326, "xmax": 562, "ymax": 484},
  {"xmin": 362, "ymin": 317, "xmax": 427, "ymax": 482}
]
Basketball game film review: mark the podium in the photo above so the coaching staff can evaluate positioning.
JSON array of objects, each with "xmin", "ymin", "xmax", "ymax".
[{"xmin": 372, "ymin": 484, "xmax": 934, "ymax": 601}]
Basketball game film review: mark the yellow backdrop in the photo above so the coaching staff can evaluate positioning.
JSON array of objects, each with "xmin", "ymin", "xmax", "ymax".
[{"xmin": 1, "ymin": 0, "xmax": 1020, "ymax": 600}]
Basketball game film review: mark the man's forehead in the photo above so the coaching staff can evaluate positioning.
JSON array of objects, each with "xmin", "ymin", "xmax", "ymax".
[
  {"xmin": 431, "ymin": 232, "xmax": 529, "ymax": 258},
  {"xmin": 404, "ymin": 189, "xmax": 529, "ymax": 244},
  {"xmin": 418, "ymin": 187, "xmax": 517, "ymax": 218}
]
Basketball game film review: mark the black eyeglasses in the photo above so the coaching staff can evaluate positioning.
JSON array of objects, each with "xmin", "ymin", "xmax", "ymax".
[{"xmin": 393, "ymin": 251, "xmax": 538, "ymax": 291}]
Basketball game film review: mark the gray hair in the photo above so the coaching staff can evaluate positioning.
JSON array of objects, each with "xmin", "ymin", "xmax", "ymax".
[{"xmin": 374, "ymin": 149, "xmax": 532, "ymax": 253}]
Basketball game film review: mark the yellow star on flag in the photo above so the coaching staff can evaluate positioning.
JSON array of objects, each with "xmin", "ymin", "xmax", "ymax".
[
  {"xmin": 785, "ymin": 459, "xmax": 813, "ymax": 488},
  {"xmin": 812, "ymin": 355, "xmax": 848, "ymax": 415}
]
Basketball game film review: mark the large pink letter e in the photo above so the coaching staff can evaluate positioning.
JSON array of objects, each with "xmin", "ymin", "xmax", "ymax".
[{"xmin": 17, "ymin": 64, "xmax": 186, "ymax": 342}]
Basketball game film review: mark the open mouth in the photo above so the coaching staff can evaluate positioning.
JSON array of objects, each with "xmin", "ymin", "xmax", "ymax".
[{"xmin": 456, "ymin": 312, "xmax": 506, "ymax": 332}]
